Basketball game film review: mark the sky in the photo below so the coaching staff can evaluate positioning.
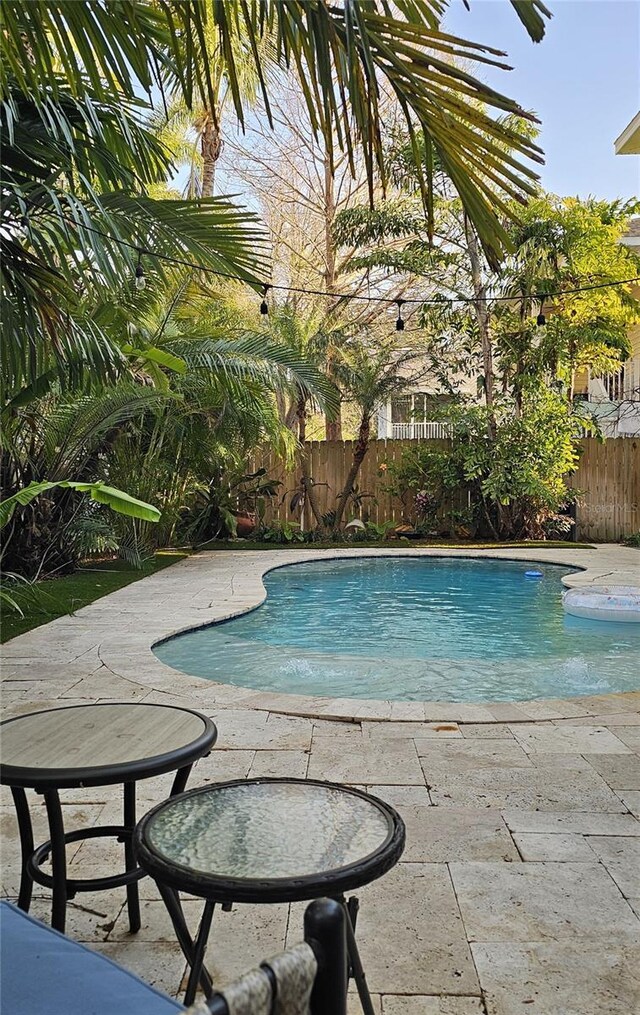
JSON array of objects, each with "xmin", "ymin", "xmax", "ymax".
[{"xmin": 444, "ymin": 0, "xmax": 640, "ymax": 202}]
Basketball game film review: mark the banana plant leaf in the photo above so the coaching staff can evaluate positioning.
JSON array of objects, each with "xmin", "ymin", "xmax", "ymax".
[{"xmin": 0, "ymin": 480, "xmax": 161, "ymax": 529}]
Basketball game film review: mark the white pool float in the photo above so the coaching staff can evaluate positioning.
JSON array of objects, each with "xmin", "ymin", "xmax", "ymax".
[{"xmin": 562, "ymin": 585, "xmax": 640, "ymax": 623}]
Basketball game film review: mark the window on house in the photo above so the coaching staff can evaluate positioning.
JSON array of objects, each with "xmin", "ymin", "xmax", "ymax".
[
  {"xmin": 391, "ymin": 393, "xmax": 451, "ymax": 424},
  {"xmin": 391, "ymin": 396, "xmax": 411, "ymax": 424}
]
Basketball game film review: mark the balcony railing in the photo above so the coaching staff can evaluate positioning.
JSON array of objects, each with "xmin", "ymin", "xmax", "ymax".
[
  {"xmin": 391, "ymin": 421, "xmax": 451, "ymax": 439},
  {"xmin": 602, "ymin": 369, "xmax": 625, "ymax": 402}
]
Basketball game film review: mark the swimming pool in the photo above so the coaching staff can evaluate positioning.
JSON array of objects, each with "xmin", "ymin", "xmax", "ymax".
[{"xmin": 154, "ymin": 557, "xmax": 640, "ymax": 702}]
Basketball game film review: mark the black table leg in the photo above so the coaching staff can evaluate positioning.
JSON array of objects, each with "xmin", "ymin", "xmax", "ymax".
[
  {"xmin": 156, "ymin": 883, "xmax": 214, "ymax": 1001},
  {"xmin": 10, "ymin": 787, "xmax": 34, "ymax": 913},
  {"xmin": 123, "ymin": 782, "xmax": 141, "ymax": 933},
  {"xmin": 170, "ymin": 763, "xmax": 193, "ymax": 797},
  {"xmin": 338, "ymin": 895, "xmax": 375, "ymax": 1015},
  {"xmin": 43, "ymin": 789, "xmax": 67, "ymax": 933},
  {"xmin": 184, "ymin": 900, "xmax": 215, "ymax": 1006}
]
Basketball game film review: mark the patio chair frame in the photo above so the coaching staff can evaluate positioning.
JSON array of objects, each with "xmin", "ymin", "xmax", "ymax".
[{"xmin": 205, "ymin": 897, "xmax": 348, "ymax": 1015}]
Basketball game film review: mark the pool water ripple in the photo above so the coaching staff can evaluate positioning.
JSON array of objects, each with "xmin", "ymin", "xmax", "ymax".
[{"xmin": 154, "ymin": 557, "xmax": 640, "ymax": 702}]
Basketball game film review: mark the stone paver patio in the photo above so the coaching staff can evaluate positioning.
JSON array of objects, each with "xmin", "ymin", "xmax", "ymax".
[{"xmin": 1, "ymin": 545, "xmax": 639, "ymax": 1014}]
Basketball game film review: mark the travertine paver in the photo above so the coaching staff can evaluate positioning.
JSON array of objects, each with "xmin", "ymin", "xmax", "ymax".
[
  {"xmin": 1, "ymin": 544, "xmax": 639, "ymax": 1012},
  {"xmin": 472, "ymin": 941, "xmax": 640, "ymax": 1015},
  {"xmin": 512, "ymin": 832, "xmax": 595, "ymax": 862},
  {"xmin": 586, "ymin": 836, "xmax": 640, "ymax": 897},
  {"xmin": 585, "ymin": 752, "xmax": 640, "ymax": 790},
  {"xmin": 363, "ymin": 721, "xmax": 463, "ymax": 740},
  {"xmin": 460, "ymin": 724, "xmax": 515, "ymax": 739},
  {"xmin": 428, "ymin": 765, "xmax": 627, "ymax": 811},
  {"xmin": 375, "ymin": 802, "xmax": 520, "ymax": 863},
  {"xmin": 91, "ymin": 940, "xmax": 187, "ymax": 996},
  {"xmin": 511, "ymin": 724, "xmax": 632, "ymax": 755},
  {"xmin": 351, "ymin": 863, "xmax": 479, "ymax": 995},
  {"xmin": 449, "ymin": 861, "xmax": 640, "ymax": 942},
  {"xmin": 619, "ymin": 790, "xmax": 640, "ymax": 817},
  {"xmin": 609, "ymin": 726, "xmax": 640, "ymax": 750},
  {"xmin": 416, "ymin": 738, "xmax": 533, "ymax": 771},
  {"xmin": 381, "ymin": 998, "xmax": 484, "ymax": 1014},
  {"xmin": 501, "ymin": 809, "xmax": 640, "ymax": 835},
  {"xmin": 307, "ymin": 736, "xmax": 425, "ymax": 784}
]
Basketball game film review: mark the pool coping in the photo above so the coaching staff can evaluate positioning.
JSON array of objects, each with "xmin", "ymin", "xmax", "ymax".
[{"xmin": 69, "ymin": 545, "xmax": 640, "ymax": 725}]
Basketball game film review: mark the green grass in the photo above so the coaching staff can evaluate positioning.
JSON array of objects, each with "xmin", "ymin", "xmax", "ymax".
[
  {"xmin": 205, "ymin": 539, "xmax": 595, "ymax": 551},
  {"xmin": 1, "ymin": 551, "xmax": 188, "ymax": 643}
]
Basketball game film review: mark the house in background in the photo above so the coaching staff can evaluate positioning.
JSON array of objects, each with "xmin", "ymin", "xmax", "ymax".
[
  {"xmin": 378, "ymin": 235, "xmax": 640, "ymax": 440},
  {"xmin": 578, "ymin": 114, "xmax": 640, "ymax": 437},
  {"xmin": 376, "ymin": 354, "xmax": 477, "ymax": 439},
  {"xmin": 377, "ymin": 391, "xmax": 453, "ymax": 439},
  {"xmin": 377, "ymin": 115, "xmax": 640, "ymax": 441},
  {"xmin": 615, "ymin": 111, "xmax": 640, "ymax": 155}
]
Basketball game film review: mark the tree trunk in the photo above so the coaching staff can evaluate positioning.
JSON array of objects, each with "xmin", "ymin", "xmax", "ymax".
[
  {"xmin": 275, "ymin": 390, "xmax": 288, "ymax": 424},
  {"xmin": 200, "ymin": 113, "xmax": 222, "ymax": 198},
  {"xmin": 333, "ymin": 414, "xmax": 371, "ymax": 528},
  {"xmin": 323, "ymin": 153, "xmax": 342, "ymax": 441},
  {"xmin": 295, "ymin": 393, "xmax": 323, "ymax": 529},
  {"xmin": 296, "ymin": 392, "xmax": 307, "ymax": 443},
  {"xmin": 464, "ymin": 216, "xmax": 495, "ymax": 417}
]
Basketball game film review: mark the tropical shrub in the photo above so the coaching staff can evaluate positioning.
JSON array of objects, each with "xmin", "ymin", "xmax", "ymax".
[
  {"xmin": 387, "ymin": 391, "xmax": 583, "ymax": 540},
  {"xmin": 258, "ymin": 520, "xmax": 305, "ymax": 544}
]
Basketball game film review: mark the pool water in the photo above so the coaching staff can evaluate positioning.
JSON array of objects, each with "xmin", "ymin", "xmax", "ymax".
[{"xmin": 154, "ymin": 557, "xmax": 640, "ymax": 702}]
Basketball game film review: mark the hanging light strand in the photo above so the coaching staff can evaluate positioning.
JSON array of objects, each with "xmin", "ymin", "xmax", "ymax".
[
  {"xmin": 58, "ymin": 209, "xmax": 635, "ymax": 309},
  {"xmin": 395, "ymin": 299, "xmax": 405, "ymax": 331},
  {"xmin": 134, "ymin": 250, "xmax": 146, "ymax": 290},
  {"xmin": 536, "ymin": 299, "xmax": 546, "ymax": 326}
]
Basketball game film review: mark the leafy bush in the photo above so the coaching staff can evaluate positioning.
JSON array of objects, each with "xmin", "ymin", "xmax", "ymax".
[
  {"xmin": 623, "ymin": 532, "xmax": 640, "ymax": 548},
  {"xmin": 387, "ymin": 391, "xmax": 582, "ymax": 541},
  {"xmin": 258, "ymin": 520, "xmax": 305, "ymax": 544}
]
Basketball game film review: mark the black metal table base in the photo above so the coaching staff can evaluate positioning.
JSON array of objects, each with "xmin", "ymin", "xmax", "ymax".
[
  {"xmin": 159, "ymin": 887, "xmax": 376, "ymax": 1015},
  {"xmin": 11, "ymin": 765, "xmax": 192, "ymax": 934}
]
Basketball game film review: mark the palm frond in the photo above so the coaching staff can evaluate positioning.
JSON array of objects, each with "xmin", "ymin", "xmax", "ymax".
[
  {"xmin": 168, "ymin": 332, "xmax": 338, "ymax": 414},
  {"xmin": 216, "ymin": 0, "xmax": 550, "ymax": 267},
  {"xmin": 3, "ymin": 0, "xmax": 551, "ymax": 269},
  {"xmin": 0, "ymin": 1, "xmax": 216, "ymax": 111}
]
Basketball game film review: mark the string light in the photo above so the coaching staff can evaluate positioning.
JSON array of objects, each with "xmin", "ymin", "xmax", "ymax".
[
  {"xmin": 536, "ymin": 300, "xmax": 546, "ymax": 326},
  {"xmin": 49, "ymin": 206, "xmax": 640, "ymax": 309},
  {"xmin": 395, "ymin": 299, "xmax": 405, "ymax": 331},
  {"xmin": 134, "ymin": 251, "xmax": 146, "ymax": 290},
  {"xmin": 260, "ymin": 284, "xmax": 270, "ymax": 315}
]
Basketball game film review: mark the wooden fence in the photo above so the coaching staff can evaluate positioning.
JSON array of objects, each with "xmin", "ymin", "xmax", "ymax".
[
  {"xmin": 250, "ymin": 437, "xmax": 639, "ymax": 542},
  {"xmin": 567, "ymin": 437, "xmax": 639, "ymax": 541}
]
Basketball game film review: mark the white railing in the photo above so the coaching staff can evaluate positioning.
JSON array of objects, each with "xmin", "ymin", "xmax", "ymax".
[
  {"xmin": 602, "ymin": 369, "xmax": 625, "ymax": 402},
  {"xmin": 593, "ymin": 359, "xmax": 639, "ymax": 403},
  {"xmin": 391, "ymin": 421, "xmax": 451, "ymax": 439}
]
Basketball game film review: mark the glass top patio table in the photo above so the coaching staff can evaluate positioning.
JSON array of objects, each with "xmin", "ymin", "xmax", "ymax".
[{"xmin": 134, "ymin": 778, "xmax": 405, "ymax": 903}]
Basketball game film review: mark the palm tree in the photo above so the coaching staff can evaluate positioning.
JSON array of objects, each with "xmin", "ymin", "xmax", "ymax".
[
  {"xmin": 1, "ymin": 275, "xmax": 336, "ymax": 573},
  {"xmin": 98, "ymin": 280, "xmax": 338, "ymax": 540},
  {"xmin": 332, "ymin": 343, "xmax": 429, "ymax": 528},
  {"xmin": 0, "ymin": 74, "xmax": 268, "ymax": 405},
  {"xmin": 154, "ymin": 9, "xmax": 274, "ymax": 199}
]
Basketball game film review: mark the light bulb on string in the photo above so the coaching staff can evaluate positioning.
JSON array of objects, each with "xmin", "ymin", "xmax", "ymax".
[
  {"xmin": 135, "ymin": 252, "xmax": 146, "ymax": 291},
  {"xmin": 395, "ymin": 299, "xmax": 405, "ymax": 331},
  {"xmin": 536, "ymin": 299, "xmax": 546, "ymax": 327},
  {"xmin": 260, "ymin": 284, "xmax": 271, "ymax": 316}
]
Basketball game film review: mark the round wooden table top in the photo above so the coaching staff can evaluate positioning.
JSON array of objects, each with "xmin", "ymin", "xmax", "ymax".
[{"xmin": 0, "ymin": 703, "xmax": 217, "ymax": 789}]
